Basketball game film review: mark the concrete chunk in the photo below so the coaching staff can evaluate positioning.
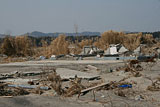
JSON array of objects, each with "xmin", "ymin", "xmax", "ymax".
[{"xmin": 56, "ymin": 68, "xmax": 100, "ymax": 80}]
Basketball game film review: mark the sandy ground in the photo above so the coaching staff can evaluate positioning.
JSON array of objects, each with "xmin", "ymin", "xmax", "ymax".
[
  {"xmin": 0, "ymin": 60, "xmax": 160, "ymax": 107},
  {"xmin": 0, "ymin": 60, "xmax": 124, "ymax": 73}
]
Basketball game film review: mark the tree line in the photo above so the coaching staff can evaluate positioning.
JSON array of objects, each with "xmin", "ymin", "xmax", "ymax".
[{"xmin": 0, "ymin": 30, "xmax": 157, "ymax": 57}]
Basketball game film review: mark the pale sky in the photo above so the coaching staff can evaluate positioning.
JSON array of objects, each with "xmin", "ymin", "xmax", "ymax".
[{"xmin": 0, "ymin": 0, "xmax": 160, "ymax": 35}]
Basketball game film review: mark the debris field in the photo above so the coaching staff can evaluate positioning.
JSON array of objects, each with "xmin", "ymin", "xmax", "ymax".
[{"xmin": 0, "ymin": 59, "xmax": 160, "ymax": 107}]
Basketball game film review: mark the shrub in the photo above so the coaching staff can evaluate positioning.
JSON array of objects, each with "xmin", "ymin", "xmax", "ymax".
[
  {"xmin": 48, "ymin": 34, "xmax": 69, "ymax": 55},
  {"xmin": 1, "ymin": 36, "xmax": 16, "ymax": 56}
]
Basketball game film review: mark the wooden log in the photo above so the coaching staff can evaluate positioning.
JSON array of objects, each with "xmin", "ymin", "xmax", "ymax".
[
  {"xmin": 0, "ymin": 96, "xmax": 13, "ymax": 98},
  {"xmin": 81, "ymin": 82, "xmax": 109, "ymax": 93},
  {"xmin": 87, "ymin": 65, "xmax": 98, "ymax": 70}
]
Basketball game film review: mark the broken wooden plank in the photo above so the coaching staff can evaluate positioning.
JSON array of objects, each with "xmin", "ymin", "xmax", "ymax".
[{"xmin": 81, "ymin": 82, "xmax": 109, "ymax": 93}]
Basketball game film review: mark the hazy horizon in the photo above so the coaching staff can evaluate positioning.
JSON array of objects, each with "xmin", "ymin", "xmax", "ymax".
[{"xmin": 0, "ymin": 0, "xmax": 160, "ymax": 35}]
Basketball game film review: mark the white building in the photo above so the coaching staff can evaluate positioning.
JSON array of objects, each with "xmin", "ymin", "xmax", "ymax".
[{"xmin": 104, "ymin": 44, "xmax": 128, "ymax": 55}]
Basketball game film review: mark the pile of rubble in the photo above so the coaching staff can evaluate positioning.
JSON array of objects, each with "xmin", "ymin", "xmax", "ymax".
[
  {"xmin": 0, "ymin": 67, "xmax": 138, "ymax": 99},
  {"xmin": 147, "ymin": 77, "xmax": 160, "ymax": 91},
  {"xmin": 116, "ymin": 59, "xmax": 143, "ymax": 77},
  {"xmin": 0, "ymin": 61, "xmax": 160, "ymax": 106},
  {"xmin": 0, "ymin": 66, "xmax": 133, "ymax": 98}
]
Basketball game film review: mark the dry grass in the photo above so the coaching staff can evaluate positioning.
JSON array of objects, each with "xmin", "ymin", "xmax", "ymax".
[
  {"xmin": 0, "ymin": 57, "xmax": 27, "ymax": 64},
  {"xmin": 94, "ymin": 30, "xmax": 143, "ymax": 51},
  {"xmin": 0, "ymin": 30, "xmax": 157, "ymax": 57},
  {"xmin": 147, "ymin": 77, "xmax": 160, "ymax": 91},
  {"xmin": 0, "ymin": 83, "xmax": 29, "ymax": 96}
]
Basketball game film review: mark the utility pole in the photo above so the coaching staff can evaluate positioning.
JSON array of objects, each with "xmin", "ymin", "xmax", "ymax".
[
  {"xmin": 74, "ymin": 23, "xmax": 79, "ymax": 42},
  {"xmin": 74, "ymin": 23, "xmax": 78, "ymax": 36}
]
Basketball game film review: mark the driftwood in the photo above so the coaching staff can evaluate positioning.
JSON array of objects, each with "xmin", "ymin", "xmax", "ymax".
[
  {"xmin": 87, "ymin": 65, "xmax": 98, "ymax": 70},
  {"xmin": 81, "ymin": 82, "xmax": 109, "ymax": 93},
  {"xmin": 0, "ymin": 96, "xmax": 13, "ymax": 98}
]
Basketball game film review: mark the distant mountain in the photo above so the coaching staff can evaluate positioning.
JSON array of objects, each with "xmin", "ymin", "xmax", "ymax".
[{"xmin": 26, "ymin": 31, "xmax": 101, "ymax": 37}]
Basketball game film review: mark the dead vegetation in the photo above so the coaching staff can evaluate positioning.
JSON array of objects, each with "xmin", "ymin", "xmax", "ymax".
[
  {"xmin": 146, "ymin": 77, "xmax": 160, "ymax": 91},
  {"xmin": 0, "ymin": 30, "xmax": 158, "ymax": 58},
  {"xmin": 48, "ymin": 71, "xmax": 63, "ymax": 95},
  {"xmin": 0, "ymin": 57, "xmax": 28, "ymax": 63},
  {"xmin": 116, "ymin": 60, "xmax": 143, "ymax": 77},
  {"xmin": 48, "ymin": 34, "xmax": 70, "ymax": 56},
  {"xmin": 0, "ymin": 36, "xmax": 34, "ymax": 57},
  {"xmin": 40, "ymin": 69, "xmax": 85, "ymax": 97},
  {"xmin": 94, "ymin": 30, "xmax": 142, "ymax": 51},
  {"xmin": 64, "ymin": 76, "xmax": 84, "ymax": 97},
  {"xmin": 0, "ymin": 82, "xmax": 29, "ymax": 96}
]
